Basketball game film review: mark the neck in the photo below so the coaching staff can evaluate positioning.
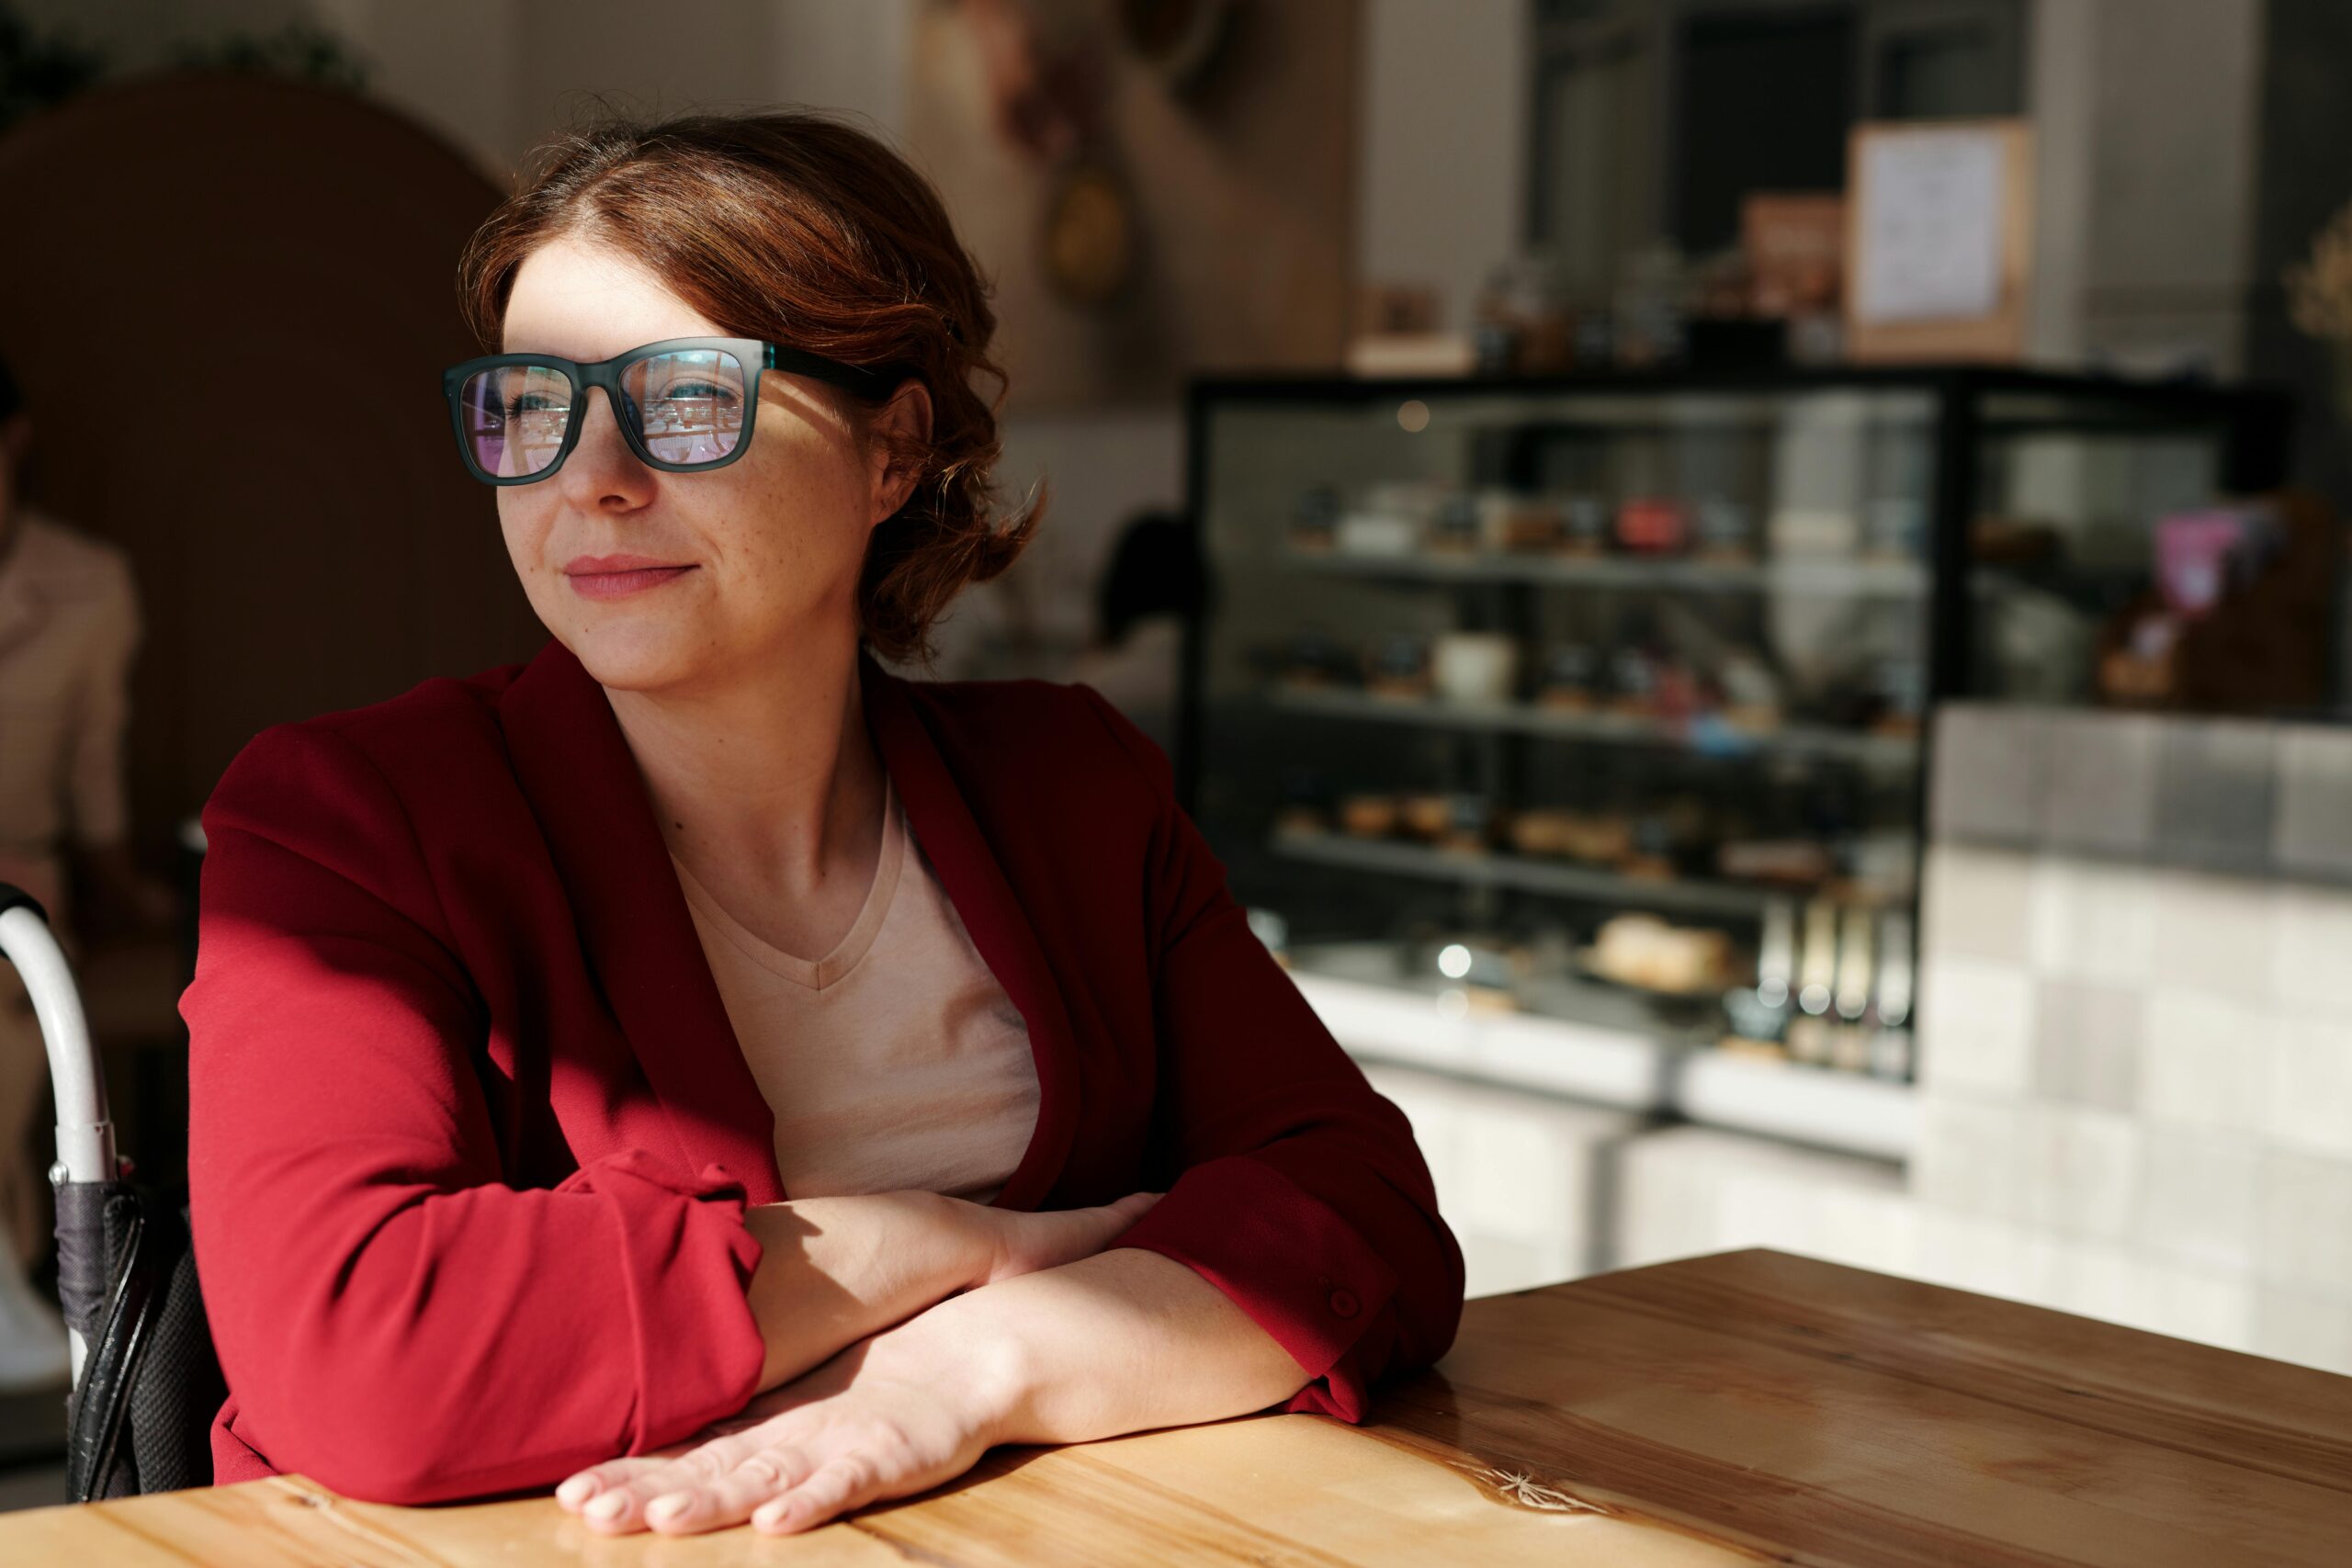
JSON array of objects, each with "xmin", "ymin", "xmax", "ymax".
[{"xmin": 604, "ymin": 629, "xmax": 887, "ymax": 894}]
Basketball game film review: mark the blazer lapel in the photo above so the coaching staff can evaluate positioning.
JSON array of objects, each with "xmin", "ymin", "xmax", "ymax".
[
  {"xmin": 497, "ymin": 637, "xmax": 1079, "ymax": 1214},
  {"xmin": 857, "ymin": 648, "xmax": 1080, "ymax": 1213},
  {"xmin": 499, "ymin": 637, "xmax": 786, "ymax": 1202}
]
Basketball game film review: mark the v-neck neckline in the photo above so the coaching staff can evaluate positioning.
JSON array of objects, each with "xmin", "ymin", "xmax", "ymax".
[
  {"xmin": 672, "ymin": 771, "xmax": 905, "ymax": 992},
  {"xmin": 495, "ymin": 637, "xmax": 1082, "ymax": 1211}
]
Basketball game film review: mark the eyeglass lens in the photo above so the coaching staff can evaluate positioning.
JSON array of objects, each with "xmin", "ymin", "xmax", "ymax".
[{"xmin": 458, "ymin": 347, "xmax": 751, "ymax": 479}]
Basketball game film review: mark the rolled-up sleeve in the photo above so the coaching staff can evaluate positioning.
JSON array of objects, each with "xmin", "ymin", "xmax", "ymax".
[
  {"xmin": 1069, "ymin": 683, "xmax": 1465, "ymax": 1422},
  {"xmin": 182, "ymin": 721, "xmax": 767, "ymax": 1504}
]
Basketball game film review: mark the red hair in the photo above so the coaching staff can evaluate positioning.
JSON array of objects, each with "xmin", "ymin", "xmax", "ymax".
[{"xmin": 458, "ymin": 107, "xmax": 1042, "ymax": 669}]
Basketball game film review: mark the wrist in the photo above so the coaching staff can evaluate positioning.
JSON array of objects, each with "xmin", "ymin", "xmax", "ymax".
[
  {"xmin": 866, "ymin": 1292, "xmax": 1033, "ymax": 1446},
  {"xmin": 915, "ymin": 1189, "xmax": 998, "ymax": 1294}
]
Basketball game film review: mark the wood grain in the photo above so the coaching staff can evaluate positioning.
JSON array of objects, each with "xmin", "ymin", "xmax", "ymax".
[{"xmin": 4, "ymin": 1249, "xmax": 2347, "ymax": 1565}]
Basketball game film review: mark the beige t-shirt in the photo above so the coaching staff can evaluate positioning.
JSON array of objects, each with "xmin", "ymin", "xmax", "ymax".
[{"xmin": 671, "ymin": 772, "xmax": 1041, "ymax": 1205}]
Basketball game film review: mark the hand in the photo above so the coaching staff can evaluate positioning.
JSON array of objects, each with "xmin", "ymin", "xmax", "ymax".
[
  {"xmin": 554, "ymin": 1314, "xmax": 1015, "ymax": 1537},
  {"xmin": 967, "ymin": 1188, "xmax": 1161, "ymax": 1287}
]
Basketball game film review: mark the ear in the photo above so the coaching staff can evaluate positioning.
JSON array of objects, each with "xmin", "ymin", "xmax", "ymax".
[{"xmin": 866, "ymin": 378, "xmax": 934, "ymax": 527}]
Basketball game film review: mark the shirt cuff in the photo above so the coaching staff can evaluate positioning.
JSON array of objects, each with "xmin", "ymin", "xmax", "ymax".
[
  {"xmin": 553, "ymin": 1148, "xmax": 768, "ymax": 1451},
  {"xmin": 1104, "ymin": 1153, "xmax": 1401, "ymax": 1402}
]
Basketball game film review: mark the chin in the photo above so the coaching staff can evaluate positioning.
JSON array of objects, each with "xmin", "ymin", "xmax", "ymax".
[{"xmin": 559, "ymin": 616, "xmax": 706, "ymax": 694}]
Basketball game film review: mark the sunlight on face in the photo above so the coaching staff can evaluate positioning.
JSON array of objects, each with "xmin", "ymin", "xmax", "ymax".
[{"xmin": 494, "ymin": 232, "xmax": 878, "ymax": 695}]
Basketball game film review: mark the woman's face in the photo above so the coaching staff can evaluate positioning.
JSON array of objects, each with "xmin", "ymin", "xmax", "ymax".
[{"xmin": 495, "ymin": 232, "xmax": 927, "ymax": 694}]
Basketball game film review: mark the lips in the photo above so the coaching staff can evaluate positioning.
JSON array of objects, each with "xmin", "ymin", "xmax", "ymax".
[
  {"xmin": 563, "ymin": 557, "xmax": 697, "ymax": 601},
  {"xmin": 565, "ymin": 554, "xmax": 685, "ymax": 574}
]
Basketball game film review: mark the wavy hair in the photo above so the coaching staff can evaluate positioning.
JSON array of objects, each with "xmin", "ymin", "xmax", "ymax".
[{"xmin": 457, "ymin": 107, "xmax": 1042, "ymax": 669}]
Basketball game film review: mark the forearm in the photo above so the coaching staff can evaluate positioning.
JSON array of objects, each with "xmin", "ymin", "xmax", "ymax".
[
  {"xmin": 745, "ymin": 1190, "xmax": 988, "ymax": 1393},
  {"xmin": 874, "ymin": 1245, "xmax": 1312, "ymax": 1447}
]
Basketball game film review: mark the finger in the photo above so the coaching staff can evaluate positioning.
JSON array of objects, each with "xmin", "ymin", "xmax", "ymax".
[
  {"xmin": 753, "ymin": 1456, "xmax": 878, "ymax": 1536},
  {"xmin": 645, "ymin": 1447, "xmax": 820, "ymax": 1535},
  {"xmin": 576, "ymin": 1431, "xmax": 767, "ymax": 1531},
  {"xmin": 554, "ymin": 1457, "xmax": 663, "ymax": 1510}
]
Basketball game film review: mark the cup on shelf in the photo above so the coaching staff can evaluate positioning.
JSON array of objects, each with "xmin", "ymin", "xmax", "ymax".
[{"xmin": 1431, "ymin": 632, "xmax": 1519, "ymax": 705}]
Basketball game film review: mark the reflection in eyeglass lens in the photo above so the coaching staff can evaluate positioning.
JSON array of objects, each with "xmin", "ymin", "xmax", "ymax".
[
  {"xmin": 461, "ymin": 365, "xmax": 572, "ymax": 479},
  {"xmin": 627, "ymin": 349, "xmax": 746, "ymax": 466}
]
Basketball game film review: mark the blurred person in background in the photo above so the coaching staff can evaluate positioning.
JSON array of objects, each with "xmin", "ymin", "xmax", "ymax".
[
  {"xmin": 0, "ymin": 350, "xmax": 175, "ymax": 1389},
  {"xmin": 1069, "ymin": 507, "xmax": 1203, "ymax": 761},
  {"xmin": 180, "ymin": 108, "xmax": 1459, "ymax": 1535}
]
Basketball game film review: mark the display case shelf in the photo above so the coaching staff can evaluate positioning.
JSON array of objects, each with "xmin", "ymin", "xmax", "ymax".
[
  {"xmin": 1271, "ymin": 826, "xmax": 1795, "ymax": 919},
  {"xmin": 1264, "ymin": 682, "xmax": 1918, "ymax": 769},
  {"xmin": 1185, "ymin": 367, "xmax": 2288, "ymax": 1094},
  {"xmin": 1282, "ymin": 546, "xmax": 1928, "ymax": 596}
]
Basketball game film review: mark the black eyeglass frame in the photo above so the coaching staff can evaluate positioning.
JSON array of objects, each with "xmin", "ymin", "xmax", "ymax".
[{"xmin": 441, "ymin": 335, "xmax": 907, "ymax": 486}]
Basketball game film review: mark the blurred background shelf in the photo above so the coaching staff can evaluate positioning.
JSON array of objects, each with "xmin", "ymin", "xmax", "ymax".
[
  {"xmin": 1290, "ymin": 968, "xmax": 1917, "ymax": 1163},
  {"xmin": 1281, "ymin": 546, "xmax": 1929, "ymax": 596},
  {"xmin": 1265, "ymin": 682, "xmax": 1919, "ymax": 768}
]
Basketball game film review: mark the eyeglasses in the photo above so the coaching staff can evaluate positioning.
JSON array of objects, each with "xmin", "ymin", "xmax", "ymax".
[{"xmin": 441, "ymin": 336, "xmax": 902, "ymax": 486}]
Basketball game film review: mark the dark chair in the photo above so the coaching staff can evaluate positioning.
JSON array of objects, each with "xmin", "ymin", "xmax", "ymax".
[{"xmin": 0, "ymin": 882, "xmax": 222, "ymax": 1500}]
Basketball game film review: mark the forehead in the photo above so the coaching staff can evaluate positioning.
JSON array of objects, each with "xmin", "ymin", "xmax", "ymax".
[{"xmin": 501, "ymin": 233, "xmax": 726, "ymax": 360}]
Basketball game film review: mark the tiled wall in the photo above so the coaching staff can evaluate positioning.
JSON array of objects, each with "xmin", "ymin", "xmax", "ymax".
[
  {"xmin": 1913, "ymin": 704, "xmax": 2352, "ymax": 1372},
  {"xmin": 1351, "ymin": 704, "xmax": 2352, "ymax": 1379}
]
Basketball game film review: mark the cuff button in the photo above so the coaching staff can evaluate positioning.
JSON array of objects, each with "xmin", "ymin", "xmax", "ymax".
[{"xmin": 1329, "ymin": 1287, "xmax": 1360, "ymax": 1318}]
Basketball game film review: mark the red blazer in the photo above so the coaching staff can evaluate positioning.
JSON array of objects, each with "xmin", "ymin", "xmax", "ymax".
[{"xmin": 181, "ymin": 636, "xmax": 1464, "ymax": 1505}]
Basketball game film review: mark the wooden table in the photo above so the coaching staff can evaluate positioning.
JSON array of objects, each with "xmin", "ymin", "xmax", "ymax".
[{"xmin": 6, "ymin": 1249, "xmax": 2348, "ymax": 1565}]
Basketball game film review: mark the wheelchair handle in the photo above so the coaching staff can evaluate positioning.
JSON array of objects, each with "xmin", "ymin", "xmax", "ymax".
[{"xmin": 0, "ymin": 884, "xmax": 120, "ymax": 1188}]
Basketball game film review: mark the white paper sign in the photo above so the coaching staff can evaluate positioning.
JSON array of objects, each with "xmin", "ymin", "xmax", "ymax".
[{"xmin": 1854, "ymin": 130, "xmax": 2007, "ymax": 323}]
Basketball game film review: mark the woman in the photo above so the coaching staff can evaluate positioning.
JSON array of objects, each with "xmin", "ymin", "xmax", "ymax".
[{"xmin": 181, "ymin": 108, "xmax": 1462, "ymax": 1538}]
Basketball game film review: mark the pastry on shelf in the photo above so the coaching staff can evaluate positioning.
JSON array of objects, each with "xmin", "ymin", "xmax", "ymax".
[
  {"xmin": 1363, "ymin": 629, "xmax": 1433, "ymax": 699},
  {"xmin": 1614, "ymin": 496, "xmax": 1690, "ymax": 554},
  {"xmin": 1430, "ymin": 631, "xmax": 1519, "ymax": 705},
  {"xmin": 1490, "ymin": 492, "xmax": 1566, "ymax": 553},
  {"xmin": 1427, "ymin": 492, "xmax": 1483, "ymax": 554},
  {"xmin": 1584, "ymin": 913, "xmax": 1734, "ymax": 996},
  {"xmin": 1289, "ymin": 485, "xmax": 1340, "ymax": 554},
  {"xmin": 1336, "ymin": 479, "xmax": 1440, "ymax": 558},
  {"xmin": 1272, "ymin": 769, "xmax": 1330, "ymax": 837},
  {"xmin": 1279, "ymin": 627, "xmax": 1359, "ymax": 691},
  {"xmin": 1715, "ymin": 649, "xmax": 1784, "ymax": 732},
  {"xmin": 1508, "ymin": 806, "xmax": 1577, "ymax": 857},
  {"xmin": 1555, "ymin": 494, "xmax": 1611, "ymax": 557},
  {"xmin": 1397, "ymin": 791, "xmax": 1453, "ymax": 841},
  {"xmin": 1717, "ymin": 838, "xmax": 1835, "ymax": 886},
  {"xmin": 1534, "ymin": 642, "xmax": 1600, "ymax": 711},
  {"xmin": 1605, "ymin": 648, "xmax": 1661, "ymax": 715},
  {"xmin": 1693, "ymin": 497, "xmax": 1756, "ymax": 561},
  {"xmin": 1556, "ymin": 810, "xmax": 1634, "ymax": 865},
  {"xmin": 1338, "ymin": 793, "xmax": 1399, "ymax": 838},
  {"xmin": 1436, "ymin": 795, "xmax": 1494, "ymax": 855}
]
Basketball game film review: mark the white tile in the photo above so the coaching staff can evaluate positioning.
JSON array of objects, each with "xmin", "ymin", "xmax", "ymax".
[
  {"xmin": 2149, "ymin": 868, "xmax": 2275, "ymax": 1001},
  {"xmin": 2029, "ymin": 859, "xmax": 2158, "ymax": 985},
  {"xmin": 1923, "ymin": 845, "xmax": 2035, "ymax": 963},
  {"xmin": 2031, "ymin": 979, "xmax": 2143, "ymax": 1110},
  {"xmin": 2256, "ymin": 1150, "xmax": 2352, "ymax": 1296},
  {"xmin": 2265, "ymin": 1015, "xmax": 2352, "ymax": 1161},
  {"xmin": 1914, "ymin": 1095, "xmax": 2031, "ymax": 1223},
  {"xmin": 2136, "ymin": 1129, "xmax": 2261, "ymax": 1272},
  {"xmin": 2026, "ymin": 1106, "xmax": 2142, "ymax": 1243},
  {"xmin": 2033, "ymin": 1237, "xmax": 2154, "ymax": 1326},
  {"xmin": 1917, "ymin": 954, "xmax": 2034, "ymax": 1098},
  {"xmin": 2111, "ymin": 1261, "xmax": 2255, "ymax": 1351},
  {"xmin": 2141, "ymin": 987, "xmax": 2270, "ymax": 1134},
  {"xmin": 2251, "ymin": 1286, "xmax": 2352, "ymax": 1376},
  {"xmin": 2270, "ymin": 883, "xmax": 2352, "ymax": 1013},
  {"xmin": 1915, "ymin": 1212, "xmax": 2043, "ymax": 1302}
]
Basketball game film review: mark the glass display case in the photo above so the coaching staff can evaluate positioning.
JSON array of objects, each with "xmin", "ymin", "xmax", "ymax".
[{"xmin": 1181, "ymin": 368, "xmax": 2288, "ymax": 1085}]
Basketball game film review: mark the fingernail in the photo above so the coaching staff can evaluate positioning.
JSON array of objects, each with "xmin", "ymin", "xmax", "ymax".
[
  {"xmin": 556, "ymin": 1475, "xmax": 595, "ymax": 1506},
  {"xmin": 647, "ymin": 1493, "xmax": 692, "ymax": 1526},
  {"xmin": 585, "ymin": 1492, "xmax": 628, "ymax": 1524}
]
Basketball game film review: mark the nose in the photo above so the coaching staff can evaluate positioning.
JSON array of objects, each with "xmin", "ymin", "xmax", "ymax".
[{"xmin": 554, "ymin": 386, "xmax": 656, "ymax": 509}]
